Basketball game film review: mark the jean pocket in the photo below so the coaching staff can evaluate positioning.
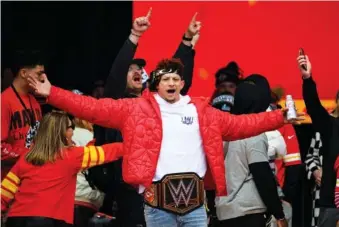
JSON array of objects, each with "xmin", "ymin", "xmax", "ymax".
[{"xmin": 144, "ymin": 205, "xmax": 158, "ymax": 215}]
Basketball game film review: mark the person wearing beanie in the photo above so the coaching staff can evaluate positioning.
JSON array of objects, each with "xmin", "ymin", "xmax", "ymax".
[
  {"xmin": 216, "ymin": 75, "xmax": 288, "ymax": 227},
  {"xmin": 213, "ymin": 61, "xmax": 242, "ymax": 96}
]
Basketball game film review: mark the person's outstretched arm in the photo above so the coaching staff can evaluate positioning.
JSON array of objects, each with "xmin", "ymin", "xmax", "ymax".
[
  {"xmin": 68, "ymin": 143, "xmax": 124, "ymax": 173},
  {"xmin": 27, "ymin": 75, "xmax": 129, "ymax": 131},
  {"xmin": 215, "ymin": 107, "xmax": 285, "ymax": 141}
]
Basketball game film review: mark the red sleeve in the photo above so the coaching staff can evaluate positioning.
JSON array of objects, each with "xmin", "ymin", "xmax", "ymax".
[
  {"xmin": 203, "ymin": 166, "xmax": 216, "ymax": 190},
  {"xmin": 1, "ymin": 98, "xmax": 27, "ymax": 161},
  {"xmin": 215, "ymin": 108, "xmax": 285, "ymax": 141},
  {"xmin": 335, "ymin": 156, "xmax": 339, "ymax": 208},
  {"xmin": 68, "ymin": 143, "xmax": 124, "ymax": 172},
  {"xmin": 47, "ymin": 86, "xmax": 130, "ymax": 130},
  {"xmin": 1, "ymin": 163, "xmax": 21, "ymax": 213},
  {"xmin": 280, "ymin": 124, "xmax": 301, "ymax": 166},
  {"xmin": 86, "ymin": 139, "xmax": 96, "ymax": 146}
]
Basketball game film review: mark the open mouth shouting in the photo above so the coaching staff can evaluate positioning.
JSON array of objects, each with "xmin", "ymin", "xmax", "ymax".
[
  {"xmin": 132, "ymin": 74, "xmax": 142, "ymax": 84},
  {"xmin": 166, "ymin": 89, "xmax": 176, "ymax": 94}
]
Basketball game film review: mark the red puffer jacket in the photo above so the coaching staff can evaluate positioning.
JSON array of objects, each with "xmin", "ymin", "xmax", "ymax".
[{"xmin": 48, "ymin": 86, "xmax": 284, "ymax": 196}]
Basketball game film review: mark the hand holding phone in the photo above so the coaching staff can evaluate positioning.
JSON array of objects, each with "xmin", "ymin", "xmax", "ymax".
[{"xmin": 299, "ymin": 48, "xmax": 307, "ymax": 71}]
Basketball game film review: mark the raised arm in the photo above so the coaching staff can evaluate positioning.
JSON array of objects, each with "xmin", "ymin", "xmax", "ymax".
[
  {"xmin": 104, "ymin": 9, "xmax": 152, "ymax": 99},
  {"xmin": 214, "ymin": 107, "xmax": 285, "ymax": 141},
  {"xmin": 297, "ymin": 54, "xmax": 331, "ymax": 137},
  {"xmin": 27, "ymin": 75, "xmax": 130, "ymax": 130},
  {"xmin": 172, "ymin": 13, "xmax": 200, "ymax": 95}
]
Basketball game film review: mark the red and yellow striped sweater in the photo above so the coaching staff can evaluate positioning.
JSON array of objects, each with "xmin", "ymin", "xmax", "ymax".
[{"xmin": 1, "ymin": 143, "xmax": 123, "ymax": 224}]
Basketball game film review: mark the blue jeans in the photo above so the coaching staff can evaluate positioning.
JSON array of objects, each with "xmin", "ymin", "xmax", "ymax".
[{"xmin": 144, "ymin": 205, "xmax": 208, "ymax": 227}]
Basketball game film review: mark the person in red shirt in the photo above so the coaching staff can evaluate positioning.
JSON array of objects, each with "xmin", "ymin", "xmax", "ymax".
[
  {"xmin": 1, "ymin": 51, "xmax": 45, "ymax": 180},
  {"xmin": 1, "ymin": 111, "xmax": 124, "ymax": 227},
  {"xmin": 275, "ymin": 124, "xmax": 302, "ymax": 196}
]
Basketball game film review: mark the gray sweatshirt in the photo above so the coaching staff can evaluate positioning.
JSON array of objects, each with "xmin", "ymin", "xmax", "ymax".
[{"xmin": 215, "ymin": 134, "xmax": 268, "ymax": 220}]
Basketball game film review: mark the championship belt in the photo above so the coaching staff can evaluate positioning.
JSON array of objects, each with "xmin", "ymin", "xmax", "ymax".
[{"xmin": 144, "ymin": 172, "xmax": 204, "ymax": 215}]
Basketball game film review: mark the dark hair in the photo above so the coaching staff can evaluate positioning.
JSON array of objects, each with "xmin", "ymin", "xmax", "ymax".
[
  {"xmin": 11, "ymin": 50, "xmax": 45, "ymax": 76},
  {"xmin": 215, "ymin": 61, "xmax": 243, "ymax": 87},
  {"xmin": 149, "ymin": 58, "xmax": 184, "ymax": 91}
]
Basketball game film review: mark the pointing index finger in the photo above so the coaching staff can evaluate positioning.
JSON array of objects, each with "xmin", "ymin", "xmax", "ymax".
[
  {"xmin": 191, "ymin": 12, "xmax": 198, "ymax": 23},
  {"xmin": 146, "ymin": 7, "xmax": 152, "ymax": 19}
]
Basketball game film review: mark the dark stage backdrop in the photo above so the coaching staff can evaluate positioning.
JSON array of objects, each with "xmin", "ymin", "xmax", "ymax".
[{"xmin": 1, "ymin": 1, "xmax": 132, "ymax": 94}]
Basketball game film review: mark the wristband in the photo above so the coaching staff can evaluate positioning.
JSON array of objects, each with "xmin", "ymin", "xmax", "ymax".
[{"xmin": 182, "ymin": 34, "xmax": 193, "ymax": 41}]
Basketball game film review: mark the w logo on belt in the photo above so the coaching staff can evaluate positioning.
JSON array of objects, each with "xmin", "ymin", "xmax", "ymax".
[
  {"xmin": 144, "ymin": 173, "xmax": 204, "ymax": 215},
  {"xmin": 168, "ymin": 179, "xmax": 195, "ymax": 207},
  {"xmin": 181, "ymin": 116, "xmax": 193, "ymax": 125}
]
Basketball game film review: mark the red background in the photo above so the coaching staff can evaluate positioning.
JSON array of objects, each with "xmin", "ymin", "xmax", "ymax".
[{"xmin": 133, "ymin": 1, "xmax": 339, "ymax": 99}]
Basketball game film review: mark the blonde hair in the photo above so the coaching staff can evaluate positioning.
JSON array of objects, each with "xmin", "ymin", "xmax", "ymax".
[
  {"xmin": 73, "ymin": 118, "xmax": 93, "ymax": 132},
  {"xmin": 25, "ymin": 112, "xmax": 70, "ymax": 165}
]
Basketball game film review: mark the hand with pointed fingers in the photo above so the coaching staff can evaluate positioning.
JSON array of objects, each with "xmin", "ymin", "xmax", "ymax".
[
  {"xmin": 296, "ymin": 54, "xmax": 312, "ymax": 79},
  {"xmin": 185, "ymin": 12, "xmax": 202, "ymax": 38},
  {"xmin": 132, "ymin": 7, "xmax": 152, "ymax": 36},
  {"xmin": 27, "ymin": 74, "xmax": 51, "ymax": 97},
  {"xmin": 281, "ymin": 108, "xmax": 305, "ymax": 125}
]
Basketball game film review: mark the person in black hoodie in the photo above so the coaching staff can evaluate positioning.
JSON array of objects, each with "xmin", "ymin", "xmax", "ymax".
[
  {"xmin": 90, "ymin": 9, "xmax": 200, "ymax": 227},
  {"xmin": 215, "ymin": 75, "xmax": 288, "ymax": 227},
  {"xmin": 297, "ymin": 53, "xmax": 339, "ymax": 227}
]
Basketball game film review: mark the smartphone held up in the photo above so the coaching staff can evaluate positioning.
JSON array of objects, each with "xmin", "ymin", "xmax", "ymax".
[{"xmin": 299, "ymin": 48, "xmax": 307, "ymax": 71}]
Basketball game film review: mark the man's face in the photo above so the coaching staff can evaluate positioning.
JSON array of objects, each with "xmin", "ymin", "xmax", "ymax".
[
  {"xmin": 126, "ymin": 64, "xmax": 143, "ymax": 93},
  {"xmin": 217, "ymin": 81, "xmax": 237, "ymax": 95},
  {"xmin": 22, "ymin": 65, "xmax": 45, "ymax": 82},
  {"xmin": 22, "ymin": 65, "xmax": 45, "ymax": 90},
  {"xmin": 157, "ymin": 73, "xmax": 184, "ymax": 103}
]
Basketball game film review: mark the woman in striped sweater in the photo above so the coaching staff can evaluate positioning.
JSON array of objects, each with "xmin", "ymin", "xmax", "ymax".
[{"xmin": 1, "ymin": 112, "xmax": 124, "ymax": 227}]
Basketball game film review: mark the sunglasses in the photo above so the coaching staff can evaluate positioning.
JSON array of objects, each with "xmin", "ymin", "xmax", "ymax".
[{"xmin": 67, "ymin": 123, "xmax": 75, "ymax": 130}]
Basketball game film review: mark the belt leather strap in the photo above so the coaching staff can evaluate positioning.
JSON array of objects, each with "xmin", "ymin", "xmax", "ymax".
[{"xmin": 144, "ymin": 173, "xmax": 205, "ymax": 215}]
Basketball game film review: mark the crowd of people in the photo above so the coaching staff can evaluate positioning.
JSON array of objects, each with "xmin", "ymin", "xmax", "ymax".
[{"xmin": 1, "ymin": 8, "xmax": 339, "ymax": 227}]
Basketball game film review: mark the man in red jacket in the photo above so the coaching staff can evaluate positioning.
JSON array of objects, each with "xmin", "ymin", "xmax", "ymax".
[{"xmin": 27, "ymin": 58, "xmax": 301, "ymax": 227}]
